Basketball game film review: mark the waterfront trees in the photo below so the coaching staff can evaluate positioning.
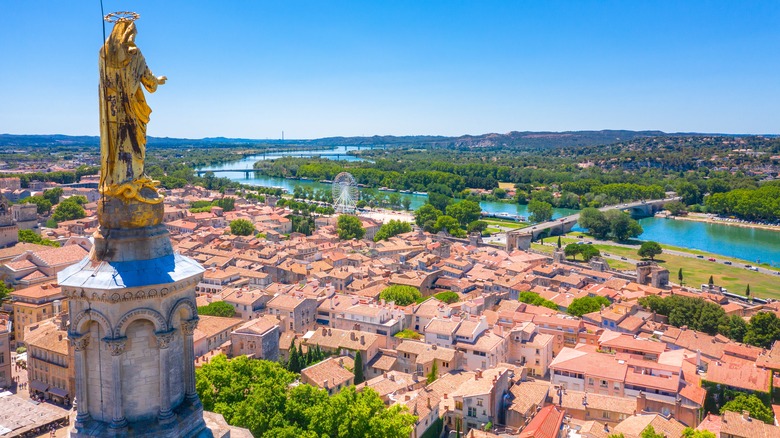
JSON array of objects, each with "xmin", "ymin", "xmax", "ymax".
[
  {"xmin": 578, "ymin": 208, "xmax": 642, "ymax": 242},
  {"xmin": 528, "ymin": 200, "xmax": 553, "ymax": 223}
]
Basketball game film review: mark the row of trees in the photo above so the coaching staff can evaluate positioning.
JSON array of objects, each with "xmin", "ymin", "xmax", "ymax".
[
  {"xmin": 705, "ymin": 181, "xmax": 780, "ymax": 222},
  {"xmin": 518, "ymin": 292, "xmax": 610, "ymax": 317},
  {"xmin": 286, "ymin": 340, "xmax": 328, "ymax": 374},
  {"xmin": 414, "ymin": 201, "xmax": 485, "ymax": 238},
  {"xmin": 564, "ymin": 243, "xmax": 601, "ymax": 261},
  {"xmin": 639, "ymin": 295, "xmax": 780, "ymax": 348},
  {"xmin": 374, "ymin": 220, "xmax": 411, "ymax": 241},
  {"xmin": 196, "ymin": 355, "xmax": 415, "ymax": 437}
]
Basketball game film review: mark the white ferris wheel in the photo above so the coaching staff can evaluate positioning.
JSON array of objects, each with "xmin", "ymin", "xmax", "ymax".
[{"xmin": 332, "ymin": 172, "xmax": 359, "ymax": 214}]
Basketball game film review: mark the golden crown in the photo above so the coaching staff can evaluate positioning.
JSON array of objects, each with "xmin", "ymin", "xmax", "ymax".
[{"xmin": 104, "ymin": 11, "xmax": 140, "ymax": 23}]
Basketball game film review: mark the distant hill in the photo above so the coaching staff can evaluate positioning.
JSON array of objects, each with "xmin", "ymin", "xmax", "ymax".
[{"xmin": 0, "ymin": 130, "xmax": 766, "ymax": 150}]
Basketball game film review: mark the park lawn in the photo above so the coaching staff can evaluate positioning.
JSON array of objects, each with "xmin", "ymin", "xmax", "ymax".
[
  {"xmin": 531, "ymin": 243, "xmax": 553, "ymax": 254},
  {"xmin": 483, "ymin": 219, "xmax": 529, "ymax": 229},
  {"xmin": 605, "ymin": 259, "xmax": 636, "ymax": 271},
  {"xmin": 485, "ymin": 227, "xmax": 501, "ymax": 235},
  {"xmin": 586, "ymin": 243, "xmax": 780, "ymax": 299}
]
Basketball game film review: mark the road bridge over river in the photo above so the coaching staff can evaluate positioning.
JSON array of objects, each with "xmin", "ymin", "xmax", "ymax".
[{"xmin": 506, "ymin": 197, "xmax": 682, "ymax": 251}]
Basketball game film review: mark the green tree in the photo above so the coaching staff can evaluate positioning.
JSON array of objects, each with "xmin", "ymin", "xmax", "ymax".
[
  {"xmin": 21, "ymin": 196, "xmax": 52, "ymax": 214},
  {"xmin": 0, "ymin": 280, "xmax": 12, "ymax": 306},
  {"xmin": 337, "ymin": 215, "xmax": 366, "ymax": 240},
  {"xmin": 579, "ymin": 244, "xmax": 601, "ymax": 261},
  {"xmin": 682, "ymin": 428, "xmax": 716, "ymax": 438},
  {"xmin": 678, "ymin": 268, "xmax": 684, "ymax": 285},
  {"xmin": 42, "ymin": 187, "xmax": 63, "ymax": 205},
  {"xmin": 578, "ymin": 208, "xmax": 610, "ymax": 239},
  {"xmin": 564, "ymin": 243, "xmax": 582, "ymax": 260},
  {"xmin": 197, "ymin": 301, "xmax": 236, "ymax": 317},
  {"xmin": 518, "ymin": 291, "xmax": 559, "ymax": 311},
  {"xmin": 401, "ymin": 198, "xmax": 412, "ymax": 211},
  {"xmin": 229, "ymin": 219, "xmax": 255, "ymax": 236},
  {"xmin": 433, "ymin": 215, "xmax": 466, "ymax": 237},
  {"xmin": 724, "ymin": 314, "xmax": 748, "ymax": 343},
  {"xmin": 288, "ymin": 339, "xmax": 301, "ymax": 373},
  {"xmin": 414, "ymin": 204, "xmax": 442, "ymax": 232},
  {"xmin": 427, "ymin": 192, "xmax": 452, "ymax": 212},
  {"xmin": 380, "ymin": 285, "xmax": 422, "ymax": 306},
  {"xmin": 528, "ymin": 199, "xmax": 553, "ymax": 223},
  {"xmin": 557, "ymin": 236, "xmax": 562, "ymax": 249},
  {"xmin": 640, "ymin": 426, "xmax": 665, "ymax": 438},
  {"xmin": 52, "ymin": 198, "xmax": 86, "ymax": 222},
  {"xmin": 18, "ymin": 229, "xmax": 59, "ymax": 247},
  {"xmin": 638, "ymin": 241, "xmax": 663, "ymax": 260},
  {"xmin": 605, "ymin": 210, "xmax": 643, "ymax": 241},
  {"xmin": 445, "ymin": 200, "xmax": 482, "ymax": 227},
  {"xmin": 708, "ymin": 275, "xmax": 714, "ymax": 286},
  {"xmin": 720, "ymin": 394, "xmax": 774, "ymax": 424},
  {"xmin": 745, "ymin": 284, "xmax": 751, "ymax": 300},
  {"xmin": 567, "ymin": 296, "xmax": 611, "ymax": 317},
  {"xmin": 434, "ymin": 292, "xmax": 460, "ymax": 304},
  {"xmin": 744, "ymin": 312, "xmax": 780, "ymax": 348},
  {"xmin": 427, "ymin": 360, "xmax": 438, "ymax": 384},
  {"xmin": 353, "ymin": 351, "xmax": 365, "ymax": 385},
  {"xmin": 466, "ymin": 220, "xmax": 488, "ymax": 234},
  {"xmin": 374, "ymin": 220, "xmax": 412, "ymax": 241},
  {"xmin": 665, "ymin": 200, "xmax": 688, "ymax": 216}
]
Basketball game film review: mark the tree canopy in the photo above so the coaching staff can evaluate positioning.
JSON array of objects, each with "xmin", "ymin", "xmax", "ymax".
[
  {"xmin": 374, "ymin": 220, "xmax": 412, "ymax": 241},
  {"xmin": 638, "ymin": 241, "xmax": 663, "ymax": 260},
  {"xmin": 379, "ymin": 285, "xmax": 422, "ymax": 306},
  {"xmin": 564, "ymin": 243, "xmax": 601, "ymax": 261},
  {"xmin": 518, "ymin": 291, "xmax": 559, "ymax": 311},
  {"xmin": 52, "ymin": 197, "xmax": 86, "ymax": 222},
  {"xmin": 229, "ymin": 219, "xmax": 255, "ymax": 236},
  {"xmin": 528, "ymin": 199, "xmax": 553, "ymax": 223},
  {"xmin": 197, "ymin": 301, "xmax": 236, "ymax": 317},
  {"xmin": 18, "ymin": 229, "xmax": 59, "ymax": 247},
  {"xmin": 445, "ymin": 200, "xmax": 482, "ymax": 227},
  {"xmin": 337, "ymin": 215, "xmax": 366, "ymax": 240},
  {"xmin": 196, "ymin": 355, "xmax": 416, "ymax": 437},
  {"xmin": 743, "ymin": 312, "xmax": 780, "ymax": 349},
  {"xmin": 720, "ymin": 394, "xmax": 774, "ymax": 424},
  {"xmin": 567, "ymin": 296, "xmax": 611, "ymax": 317},
  {"xmin": 578, "ymin": 208, "xmax": 643, "ymax": 242}
]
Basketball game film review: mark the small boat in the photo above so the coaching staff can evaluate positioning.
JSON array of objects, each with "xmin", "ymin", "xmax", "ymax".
[{"xmin": 413, "ymin": 191, "xmax": 427, "ymax": 195}]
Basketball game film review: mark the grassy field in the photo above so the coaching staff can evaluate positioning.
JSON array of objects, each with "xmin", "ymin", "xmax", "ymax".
[
  {"xmin": 498, "ymin": 182, "xmax": 516, "ymax": 190},
  {"xmin": 586, "ymin": 243, "xmax": 780, "ymax": 299},
  {"xmin": 483, "ymin": 218, "xmax": 529, "ymax": 229},
  {"xmin": 536, "ymin": 232, "xmax": 780, "ymax": 299}
]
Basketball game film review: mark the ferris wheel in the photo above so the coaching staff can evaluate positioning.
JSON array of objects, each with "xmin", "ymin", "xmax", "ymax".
[{"xmin": 332, "ymin": 172, "xmax": 359, "ymax": 214}]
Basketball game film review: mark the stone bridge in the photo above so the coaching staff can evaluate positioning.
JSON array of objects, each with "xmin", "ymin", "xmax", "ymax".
[{"xmin": 506, "ymin": 197, "xmax": 681, "ymax": 251}]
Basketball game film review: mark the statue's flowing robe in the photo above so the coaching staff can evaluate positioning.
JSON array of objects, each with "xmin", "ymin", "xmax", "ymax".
[{"xmin": 99, "ymin": 39, "xmax": 159, "ymax": 191}]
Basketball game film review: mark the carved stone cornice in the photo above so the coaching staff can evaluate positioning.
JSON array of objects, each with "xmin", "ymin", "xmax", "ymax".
[
  {"xmin": 71, "ymin": 334, "xmax": 91, "ymax": 352},
  {"xmin": 62, "ymin": 277, "xmax": 200, "ymax": 304},
  {"xmin": 104, "ymin": 337, "xmax": 128, "ymax": 356},
  {"xmin": 180, "ymin": 319, "xmax": 199, "ymax": 336},
  {"xmin": 155, "ymin": 330, "xmax": 176, "ymax": 349}
]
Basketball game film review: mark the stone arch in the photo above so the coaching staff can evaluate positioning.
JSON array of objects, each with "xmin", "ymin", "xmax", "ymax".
[
  {"xmin": 116, "ymin": 308, "xmax": 168, "ymax": 337},
  {"xmin": 70, "ymin": 308, "xmax": 114, "ymax": 338},
  {"xmin": 168, "ymin": 297, "xmax": 198, "ymax": 327}
]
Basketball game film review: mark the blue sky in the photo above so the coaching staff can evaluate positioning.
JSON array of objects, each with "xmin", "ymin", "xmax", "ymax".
[{"xmin": 1, "ymin": 1, "xmax": 778, "ymax": 139}]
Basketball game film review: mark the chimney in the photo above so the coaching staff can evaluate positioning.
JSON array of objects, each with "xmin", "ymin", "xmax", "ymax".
[
  {"xmin": 389, "ymin": 375, "xmax": 395, "ymax": 382},
  {"xmin": 404, "ymin": 395, "xmax": 411, "ymax": 401},
  {"xmin": 742, "ymin": 411, "xmax": 751, "ymax": 421},
  {"xmin": 696, "ymin": 349, "xmax": 702, "ymax": 370},
  {"xmin": 323, "ymin": 379, "xmax": 329, "ymax": 389},
  {"xmin": 351, "ymin": 332, "xmax": 356, "ymax": 341},
  {"xmin": 476, "ymin": 369, "xmax": 483, "ymax": 380},
  {"xmin": 360, "ymin": 335, "xmax": 365, "ymax": 345},
  {"xmin": 443, "ymin": 393, "xmax": 448, "ymax": 399}
]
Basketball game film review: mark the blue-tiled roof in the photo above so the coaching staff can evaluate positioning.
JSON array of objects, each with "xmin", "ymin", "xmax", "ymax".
[{"xmin": 58, "ymin": 253, "xmax": 204, "ymax": 289}]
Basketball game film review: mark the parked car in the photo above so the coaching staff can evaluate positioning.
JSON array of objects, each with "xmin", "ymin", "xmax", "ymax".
[
  {"xmin": 708, "ymin": 258, "xmax": 716, "ymax": 262},
  {"xmin": 724, "ymin": 261, "xmax": 732, "ymax": 265},
  {"xmin": 696, "ymin": 255, "xmax": 704, "ymax": 259}
]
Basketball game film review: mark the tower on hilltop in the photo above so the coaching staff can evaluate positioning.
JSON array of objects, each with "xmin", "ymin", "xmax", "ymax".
[{"xmin": 58, "ymin": 11, "xmax": 210, "ymax": 437}]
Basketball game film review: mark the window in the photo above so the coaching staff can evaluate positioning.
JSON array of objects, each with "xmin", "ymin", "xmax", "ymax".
[
  {"xmin": 600, "ymin": 380, "xmax": 608, "ymax": 388},
  {"xmin": 437, "ymin": 334, "xmax": 449, "ymax": 340},
  {"xmin": 588, "ymin": 378, "xmax": 594, "ymax": 386},
  {"xmin": 602, "ymin": 411, "xmax": 611, "ymax": 420},
  {"xmin": 467, "ymin": 407, "xmax": 477, "ymax": 417},
  {"xmin": 477, "ymin": 399, "xmax": 483, "ymax": 406},
  {"xmin": 455, "ymin": 401, "xmax": 463, "ymax": 410}
]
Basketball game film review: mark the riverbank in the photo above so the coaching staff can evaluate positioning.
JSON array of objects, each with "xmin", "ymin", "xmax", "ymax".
[{"xmin": 658, "ymin": 212, "xmax": 780, "ymax": 233}]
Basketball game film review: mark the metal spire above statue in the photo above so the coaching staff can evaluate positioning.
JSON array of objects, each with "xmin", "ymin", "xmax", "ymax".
[{"xmin": 97, "ymin": 12, "xmax": 167, "ymax": 232}]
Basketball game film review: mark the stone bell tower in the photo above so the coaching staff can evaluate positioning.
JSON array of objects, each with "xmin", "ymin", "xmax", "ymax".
[{"xmin": 58, "ymin": 11, "xmax": 208, "ymax": 437}]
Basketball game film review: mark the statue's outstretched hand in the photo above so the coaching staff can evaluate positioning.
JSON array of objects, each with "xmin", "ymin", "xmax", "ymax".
[{"xmin": 157, "ymin": 76, "xmax": 167, "ymax": 85}]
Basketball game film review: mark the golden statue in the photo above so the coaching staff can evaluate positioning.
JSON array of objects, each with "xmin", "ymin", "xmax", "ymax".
[{"xmin": 99, "ymin": 12, "xmax": 166, "ymax": 205}]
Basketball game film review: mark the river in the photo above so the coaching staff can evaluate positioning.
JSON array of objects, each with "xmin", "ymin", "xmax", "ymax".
[{"xmin": 197, "ymin": 148, "xmax": 780, "ymax": 265}]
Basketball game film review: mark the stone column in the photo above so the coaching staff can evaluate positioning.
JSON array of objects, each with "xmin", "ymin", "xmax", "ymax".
[
  {"xmin": 181, "ymin": 319, "xmax": 200, "ymax": 403},
  {"xmin": 105, "ymin": 337, "xmax": 128, "ymax": 429},
  {"xmin": 71, "ymin": 334, "xmax": 91, "ymax": 427},
  {"xmin": 156, "ymin": 330, "xmax": 176, "ymax": 423}
]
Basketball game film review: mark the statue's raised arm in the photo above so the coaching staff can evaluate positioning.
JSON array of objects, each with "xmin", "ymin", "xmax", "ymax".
[{"xmin": 99, "ymin": 12, "xmax": 166, "ymax": 206}]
